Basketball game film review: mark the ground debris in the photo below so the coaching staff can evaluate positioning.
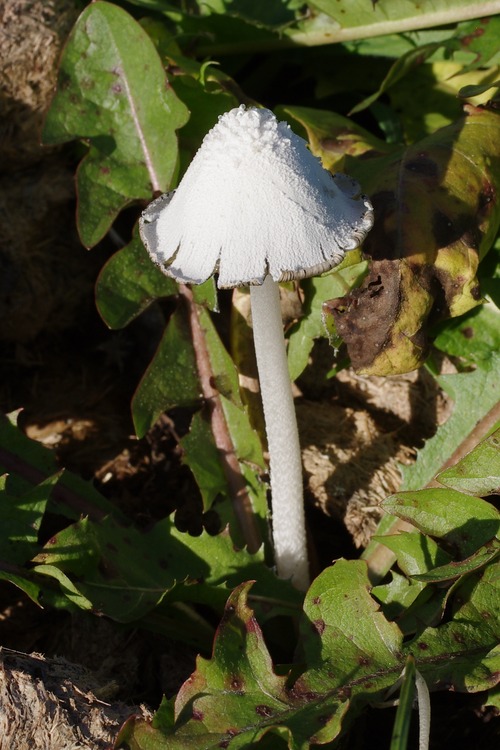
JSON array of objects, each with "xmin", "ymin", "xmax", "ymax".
[{"xmin": 0, "ymin": 648, "xmax": 151, "ymax": 750}]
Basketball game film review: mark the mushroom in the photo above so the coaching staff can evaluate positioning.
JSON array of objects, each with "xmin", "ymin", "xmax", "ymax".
[{"xmin": 139, "ymin": 105, "xmax": 373, "ymax": 590}]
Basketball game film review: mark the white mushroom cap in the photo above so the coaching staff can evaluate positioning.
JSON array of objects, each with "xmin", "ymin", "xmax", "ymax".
[{"xmin": 140, "ymin": 105, "xmax": 373, "ymax": 289}]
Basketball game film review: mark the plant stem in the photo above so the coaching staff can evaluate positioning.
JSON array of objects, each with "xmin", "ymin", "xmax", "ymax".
[
  {"xmin": 250, "ymin": 276, "xmax": 309, "ymax": 590},
  {"xmin": 180, "ymin": 284, "xmax": 262, "ymax": 553}
]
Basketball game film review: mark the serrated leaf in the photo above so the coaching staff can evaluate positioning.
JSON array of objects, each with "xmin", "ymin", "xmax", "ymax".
[
  {"xmin": 43, "ymin": 1, "xmax": 188, "ymax": 247},
  {"xmin": 174, "ymin": 582, "xmax": 290, "ymax": 741},
  {"xmin": 123, "ymin": 555, "xmax": 500, "ymax": 748},
  {"xmin": 120, "ymin": 567, "xmax": 394, "ymax": 750},
  {"xmin": 438, "ymin": 427, "xmax": 500, "ymax": 496},
  {"xmin": 119, "ymin": 583, "xmax": 294, "ymax": 750},
  {"xmin": 96, "ymin": 233, "xmax": 177, "ymax": 329},
  {"xmin": 33, "ymin": 515, "xmax": 300, "ymax": 625}
]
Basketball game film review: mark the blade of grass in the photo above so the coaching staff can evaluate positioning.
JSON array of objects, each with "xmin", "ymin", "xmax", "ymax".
[{"xmin": 390, "ymin": 656, "xmax": 416, "ymax": 750}]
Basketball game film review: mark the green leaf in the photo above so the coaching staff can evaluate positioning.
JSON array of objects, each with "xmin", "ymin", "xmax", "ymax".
[
  {"xmin": 373, "ymin": 532, "xmax": 453, "ymax": 577},
  {"xmin": 372, "ymin": 570, "xmax": 426, "ymax": 620},
  {"xmin": 388, "ymin": 58, "xmax": 500, "ymax": 143},
  {"xmin": 180, "ymin": 412, "xmax": 228, "ymax": 512},
  {"xmin": 132, "ymin": 306, "xmax": 201, "ymax": 438},
  {"xmin": 408, "ymin": 561, "xmax": 500, "ymax": 692},
  {"xmin": 122, "ymin": 553, "xmax": 500, "ymax": 748},
  {"xmin": 302, "ymin": 1, "xmax": 500, "ymax": 43},
  {"xmin": 0, "ymin": 473, "xmax": 58, "ymax": 565},
  {"xmin": 173, "ymin": 582, "xmax": 291, "ymax": 742},
  {"xmin": 350, "ymin": 42, "xmax": 443, "ymax": 115},
  {"xmin": 118, "ymin": 583, "xmax": 293, "ymax": 750},
  {"xmin": 34, "ymin": 516, "xmax": 300, "ymax": 624},
  {"xmin": 351, "ymin": 17, "xmax": 500, "ymax": 116},
  {"xmin": 96, "ymin": 233, "xmax": 177, "ymax": 329},
  {"xmin": 411, "ymin": 538, "xmax": 500, "ymax": 582},
  {"xmin": 0, "ymin": 473, "xmax": 75, "ymax": 610},
  {"xmin": 459, "ymin": 81, "xmax": 500, "ymax": 98},
  {"xmin": 43, "ymin": 1, "xmax": 188, "ymax": 247},
  {"xmin": 34, "ymin": 514, "xmax": 194, "ymax": 621},
  {"xmin": 279, "ymin": 105, "xmax": 392, "ymax": 174},
  {"xmin": 121, "ymin": 566, "xmax": 390, "ymax": 750},
  {"xmin": 402, "ymin": 302, "xmax": 500, "ymax": 490},
  {"xmin": 438, "ymin": 427, "xmax": 500, "ymax": 496},
  {"xmin": 453, "ymin": 16, "xmax": 500, "ymax": 75},
  {"xmin": 433, "ymin": 298, "xmax": 500, "ymax": 364},
  {"xmin": 197, "ymin": 306, "xmax": 244, "ymax": 408},
  {"xmin": 169, "ymin": 73, "xmax": 234, "ymax": 154},
  {"xmin": 299, "ymin": 560, "xmax": 402, "ymax": 692},
  {"xmin": 125, "ymin": 278, "xmax": 267, "ymax": 554},
  {"xmin": 382, "ymin": 489, "xmax": 500, "ymax": 557},
  {"xmin": 0, "ymin": 412, "xmax": 119, "ymax": 520},
  {"xmin": 32, "ymin": 563, "xmax": 94, "ymax": 612}
]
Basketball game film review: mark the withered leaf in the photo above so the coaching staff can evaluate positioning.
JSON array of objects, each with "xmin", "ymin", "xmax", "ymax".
[{"xmin": 323, "ymin": 104, "xmax": 500, "ymax": 375}]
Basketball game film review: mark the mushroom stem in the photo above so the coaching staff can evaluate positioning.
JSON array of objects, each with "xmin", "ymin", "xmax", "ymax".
[{"xmin": 250, "ymin": 275, "xmax": 309, "ymax": 590}]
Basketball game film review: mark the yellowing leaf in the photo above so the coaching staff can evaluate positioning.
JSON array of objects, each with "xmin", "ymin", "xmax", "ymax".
[{"xmin": 325, "ymin": 105, "xmax": 500, "ymax": 375}]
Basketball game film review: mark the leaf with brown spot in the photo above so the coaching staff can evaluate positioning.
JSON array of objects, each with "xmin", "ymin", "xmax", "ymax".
[
  {"xmin": 43, "ymin": 2, "xmax": 189, "ymax": 248},
  {"xmin": 316, "ymin": 104, "xmax": 500, "ymax": 375},
  {"xmin": 32, "ymin": 518, "xmax": 301, "ymax": 638},
  {"xmin": 279, "ymin": 105, "xmax": 392, "ymax": 173},
  {"xmin": 120, "ymin": 554, "xmax": 500, "ymax": 749}
]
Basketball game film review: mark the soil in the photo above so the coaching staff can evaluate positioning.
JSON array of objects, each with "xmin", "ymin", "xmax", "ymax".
[{"xmin": 0, "ymin": 2, "xmax": 498, "ymax": 748}]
